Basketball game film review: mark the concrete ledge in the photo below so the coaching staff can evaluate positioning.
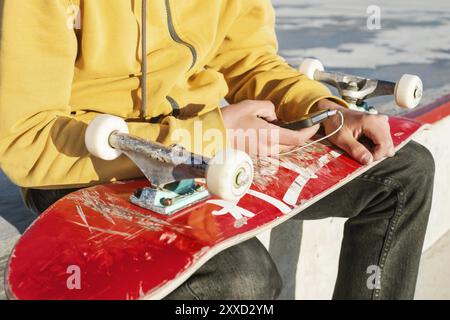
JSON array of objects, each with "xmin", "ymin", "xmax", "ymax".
[{"xmin": 415, "ymin": 116, "xmax": 450, "ymax": 251}]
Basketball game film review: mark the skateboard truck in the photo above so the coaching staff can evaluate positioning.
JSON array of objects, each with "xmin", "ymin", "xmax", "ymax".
[
  {"xmin": 299, "ymin": 59, "xmax": 423, "ymax": 113},
  {"xmin": 85, "ymin": 115, "xmax": 254, "ymax": 215},
  {"xmin": 130, "ymin": 180, "xmax": 209, "ymax": 215}
]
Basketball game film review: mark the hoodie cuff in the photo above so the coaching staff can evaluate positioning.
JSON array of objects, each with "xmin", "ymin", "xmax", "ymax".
[{"xmin": 276, "ymin": 81, "xmax": 349, "ymax": 122}]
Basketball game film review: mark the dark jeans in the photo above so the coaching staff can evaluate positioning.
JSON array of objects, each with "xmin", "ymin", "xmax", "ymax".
[{"xmin": 27, "ymin": 141, "xmax": 435, "ymax": 300}]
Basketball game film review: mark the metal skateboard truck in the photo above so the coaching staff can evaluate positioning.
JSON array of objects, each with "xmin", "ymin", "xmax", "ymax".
[
  {"xmin": 85, "ymin": 115, "xmax": 254, "ymax": 214},
  {"xmin": 299, "ymin": 59, "xmax": 423, "ymax": 113}
]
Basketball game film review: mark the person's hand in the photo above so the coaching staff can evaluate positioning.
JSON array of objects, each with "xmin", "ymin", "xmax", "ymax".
[
  {"xmin": 314, "ymin": 99, "xmax": 395, "ymax": 164},
  {"xmin": 221, "ymin": 100, "xmax": 319, "ymax": 156}
]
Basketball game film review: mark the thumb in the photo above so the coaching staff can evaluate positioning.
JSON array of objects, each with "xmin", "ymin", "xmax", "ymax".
[{"xmin": 336, "ymin": 134, "xmax": 373, "ymax": 165}]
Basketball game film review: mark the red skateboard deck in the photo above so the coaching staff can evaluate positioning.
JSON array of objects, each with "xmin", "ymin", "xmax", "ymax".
[{"xmin": 5, "ymin": 116, "xmax": 426, "ymax": 300}]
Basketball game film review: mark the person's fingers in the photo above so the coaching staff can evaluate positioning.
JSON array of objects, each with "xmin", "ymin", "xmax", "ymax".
[
  {"xmin": 373, "ymin": 143, "xmax": 395, "ymax": 160},
  {"xmin": 334, "ymin": 130, "xmax": 373, "ymax": 164},
  {"xmin": 363, "ymin": 116, "xmax": 395, "ymax": 160}
]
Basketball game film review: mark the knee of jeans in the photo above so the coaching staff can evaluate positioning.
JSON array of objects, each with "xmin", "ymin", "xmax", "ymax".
[
  {"xmin": 229, "ymin": 245, "xmax": 283, "ymax": 300},
  {"xmin": 400, "ymin": 142, "xmax": 435, "ymax": 187},
  {"xmin": 227, "ymin": 261, "xmax": 282, "ymax": 300},
  {"xmin": 184, "ymin": 239, "xmax": 283, "ymax": 300}
]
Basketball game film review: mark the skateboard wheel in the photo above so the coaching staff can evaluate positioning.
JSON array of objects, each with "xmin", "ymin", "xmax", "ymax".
[
  {"xmin": 85, "ymin": 115, "xmax": 129, "ymax": 161},
  {"xmin": 206, "ymin": 149, "xmax": 254, "ymax": 201},
  {"xmin": 299, "ymin": 58, "xmax": 324, "ymax": 80},
  {"xmin": 395, "ymin": 74, "xmax": 423, "ymax": 109}
]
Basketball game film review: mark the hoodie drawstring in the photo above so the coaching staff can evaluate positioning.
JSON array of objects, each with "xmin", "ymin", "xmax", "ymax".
[{"xmin": 141, "ymin": 0, "xmax": 148, "ymax": 118}]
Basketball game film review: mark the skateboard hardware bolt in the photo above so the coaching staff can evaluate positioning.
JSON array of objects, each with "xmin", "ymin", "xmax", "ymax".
[
  {"xmin": 134, "ymin": 188, "xmax": 143, "ymax": 198},
  {"xmin": 161, "ymin": 185, "xmax": 205, "ymax": 207},
  {"xmin": 194, "ymin": 184, "xmax": 205, "ymax": 192},
  {"xmin": 161, "ymin": 198, "xmax": 173, "ymax": 206},
  {"xmin": 161, "ymin": 195, "xmax": 188, "ymax": 207}
]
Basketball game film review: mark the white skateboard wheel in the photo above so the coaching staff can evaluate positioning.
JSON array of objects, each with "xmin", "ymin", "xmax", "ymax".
[
  {"xmin": 85, "ymin": 115, "xmax": 129, "ymax": 161},
  {"xmin": 395, "ymin": 74, "xmax": 423, "ymax": 109},
  {"xmin": 206, "ymin": 149, "xmax": 254, "ymax": 201},
  {"xmin": 299, "ymin": 58, "xmax": 324, "ymax": 80}
]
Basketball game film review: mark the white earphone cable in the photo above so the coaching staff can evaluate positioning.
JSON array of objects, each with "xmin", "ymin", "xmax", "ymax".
[{"xmin": 279, "ymin": 110, "xmax": 344, "ymax": 156}]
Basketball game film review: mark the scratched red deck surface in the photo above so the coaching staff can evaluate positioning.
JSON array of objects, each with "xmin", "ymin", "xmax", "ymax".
[{"xmin": 6, "ymin": 117, "xmax": 425, "ymax": 300}]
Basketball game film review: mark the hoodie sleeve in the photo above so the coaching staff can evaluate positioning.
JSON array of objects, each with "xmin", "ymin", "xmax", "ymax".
[
  {"xmin": 207, "ymin": 0, "xmax": 347, "ymax": 122},
  {"xmin": 0, "ymin": 0, "xmax": 163, "ymax": 188}
]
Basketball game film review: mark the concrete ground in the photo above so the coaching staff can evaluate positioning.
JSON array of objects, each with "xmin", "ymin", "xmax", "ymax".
[
  {"xmin": 416, "ymin": 231, "xmax": 450, "ymax": 299},
  {"xmin": 0, "ymin": 171, "xmax": 35, "ymax": 300},
  {"xmin": 1, "ymin": 0, "xmax": 450, "ymax": 299}
]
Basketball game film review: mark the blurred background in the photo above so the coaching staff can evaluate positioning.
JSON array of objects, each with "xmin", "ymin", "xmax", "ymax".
[
  {"xmin": 1, "ymin": 0, "xmax": 450, "ymax": 300},
  {"xmin": 274, "ymin": 0, "xmax": 450, "ymax": 112}
]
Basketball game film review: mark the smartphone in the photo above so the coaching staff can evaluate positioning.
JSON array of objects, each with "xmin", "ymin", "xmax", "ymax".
[{"xmin": 271, "ymin": 109, "xmax": 336, "ymax": 130}]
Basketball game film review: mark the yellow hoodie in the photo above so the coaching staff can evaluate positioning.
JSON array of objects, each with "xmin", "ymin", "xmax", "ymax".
[{"xmin": 0, "ymin": 0, "xmax": 345, "ymax": 189}]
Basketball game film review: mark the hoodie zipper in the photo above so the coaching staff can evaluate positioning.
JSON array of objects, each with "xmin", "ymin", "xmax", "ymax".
[
  {"xmin": 165, "ymin": 0, "xmax": 197, "ymax": 70},
  {"xmin": 140, "ymin": 1, "xmax": 192, "ymax": 118},
  {"xmin": 165, "ymin": 0, "xmax": 197, "ymax": 115},
  {"xmin": 166, "ymin": 95, "xmax": 181, "ymax": 117},
  {"xmin": 141, "ymin": 0, "xmax": 148, "ymax": 118}
]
